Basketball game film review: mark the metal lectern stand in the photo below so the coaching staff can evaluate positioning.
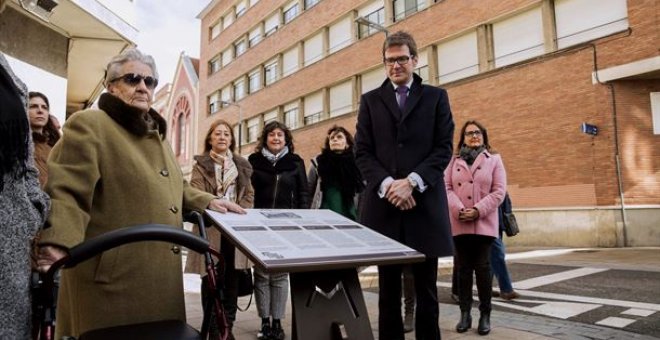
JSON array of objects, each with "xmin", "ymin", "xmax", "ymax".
[{"xmin": 290, "ymin": 268, "xmax": 373, "ymax": 340}]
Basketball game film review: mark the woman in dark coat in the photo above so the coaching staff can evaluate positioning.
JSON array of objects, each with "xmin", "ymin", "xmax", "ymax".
[
  {"xmin": 248, "ymin": 121, "xmax": 309, "ymax": 340},
  {"xmin": 307, "ymin": 125, "xmax": 363, "ymax": 220}
]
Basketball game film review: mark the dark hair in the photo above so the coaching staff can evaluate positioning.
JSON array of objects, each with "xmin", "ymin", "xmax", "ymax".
[
  {"xmin": 321, "ymin": 125, "xmax": 354, "ymax": 152},
  {"xmin": 457, "ymin": 120, "xmax": 494, "ymax": 153},
  {"xmin": 43, "ymin": 116, "xmax": 61, "ymax": 146},
  {"xmin": 29, "ymin": 91, "xmax": 50, "ymax": 108},
  {"xmin": 382, "ymin": 31, "xmax": 418, "ymax": 59},
  {"xmin": 204, "ymin": 119, "xmax": 236, "ymax": 153},
  {"xmin": 255, "ymin": 121, "xmax": 294, "ymax": 153}
]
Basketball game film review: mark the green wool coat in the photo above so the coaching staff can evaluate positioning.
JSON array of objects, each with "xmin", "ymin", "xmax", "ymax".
[{"xmin": 39, "ymin": 93, "xmax": 215, "ymax": 338}]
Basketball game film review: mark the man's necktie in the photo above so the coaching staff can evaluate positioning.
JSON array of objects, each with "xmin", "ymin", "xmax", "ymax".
[{"xmin": 396, "ymin": 85, "xmax": 408, "ymax": 112}]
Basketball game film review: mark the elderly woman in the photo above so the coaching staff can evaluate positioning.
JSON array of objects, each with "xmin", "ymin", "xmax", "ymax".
[
  {"xmin": 36, "ymin": 48, "xmax": 244, "ymax": 338},
  {"xmin": 248, "ymin": 121, "xmax": 309, "ymax": 340},
  {"xmin": 0, "ymin": 52, "xmax": 50, "ymax": 340},
  {"xmin": 307, "ymin": 125, "xmax": 363, "ymax": 220},
  {"xmin": 185, "ymin": 118, "xmax": 254, "ymax": 340},
  {"xmin": 444, "ymin": 120, "xmax": 506, "ymax": 336}
]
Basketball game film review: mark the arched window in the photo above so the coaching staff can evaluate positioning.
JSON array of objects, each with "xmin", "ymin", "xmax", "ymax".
[{"xmin": 174, "ymin": 96, "xmax": 191, "ymax": 157}]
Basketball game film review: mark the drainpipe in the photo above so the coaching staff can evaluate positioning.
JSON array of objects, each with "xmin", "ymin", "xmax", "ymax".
[{"xmin": 591, "ymin": 44, "xmax": 628, "ymax": 247}]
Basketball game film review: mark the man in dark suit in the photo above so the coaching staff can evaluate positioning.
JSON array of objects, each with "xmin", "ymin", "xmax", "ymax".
[{"xmin": 355, "ymin": 31, "xmax": 454, "ymax": 340}]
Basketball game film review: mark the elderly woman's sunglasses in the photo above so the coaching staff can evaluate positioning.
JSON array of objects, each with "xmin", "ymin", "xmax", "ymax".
[{"xmin": 110, "ymin": 73, "xmax": 158, "ymax": 89}]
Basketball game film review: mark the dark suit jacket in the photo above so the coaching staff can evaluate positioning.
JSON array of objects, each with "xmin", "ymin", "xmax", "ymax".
[{"xmin": 355, "ymin": 74, "xmax": 454, "ymax": 257}]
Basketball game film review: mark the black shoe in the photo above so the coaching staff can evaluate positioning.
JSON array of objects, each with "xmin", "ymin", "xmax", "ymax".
[
  {"xmin": 257, "ymin": 324, "xmax": 271, "ymax": 340},
  {"xmin": 478, "ymin": 311, "xmax": 491, "ymax": 335},
  {"xmin": 456, "ymin": 311, "xmax": 472, "ymax": 333},
  {"xmin": 271, "ymin": 323, "xmax": 285, "ymax": 340}
]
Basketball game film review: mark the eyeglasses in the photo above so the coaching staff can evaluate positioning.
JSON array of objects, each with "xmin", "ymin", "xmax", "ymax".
[
  {"xmin": 464, "ymin": 130, "xmax": 482, "ymax": 137},
  {"xmin": 384, "ymin": 55, "xmax": 411, "ymax": 66},
  {"xmin": 110, "ymin": 73, "xmax": 159, "ymax": 89}
]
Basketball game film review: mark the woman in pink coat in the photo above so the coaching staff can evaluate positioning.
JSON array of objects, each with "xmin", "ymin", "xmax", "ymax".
[{"xmin": 444, "ymin": 120, "xmax": 506, "ymax": 336}]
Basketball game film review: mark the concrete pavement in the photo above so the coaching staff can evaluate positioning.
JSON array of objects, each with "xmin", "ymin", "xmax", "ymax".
[{"xmin": 184, "ymin": 247, "xmax": 660, "ymax": 340}]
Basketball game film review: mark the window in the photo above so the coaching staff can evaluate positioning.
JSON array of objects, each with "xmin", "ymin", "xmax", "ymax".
[
  {"xmin": 436, "ymin": 31, "xmax": 479, "ymax": 84},
  {"xmin": 249, "ymin": 26, "xmax": 263, "ymax": 47},
  {"xmin": 329, "ymin": 16, "xmax": 352, "ymax": 54},
  {"xmin": 282, "ymin": 46, "xmax": 299, "ymax": 77},
  {"xmin": 329, "ymin": 80, "xmax": 352, "ymax": 117},
  {"xmin": 263, "ymin": 109, "xmax": 278, "ymax": 125},
  {"xmin": 555, "ymin": 0, "xmax": 628, "ymax": 49},
  {"xmin": 248, "ymin": 69, "xmax": 261, "ymax": 93},
  {"xmin": 221, "ymin": 48, "xmax": 233, "ymax": 67},
  {"xmin": 304, "ymin": 91, "xmax": 323, "ymax": 125},
  {"xmin": 361, "ymin": 67, "xmax": 384, "ymax": 94},
  {"xmin": 413, "ymin": 49, "xmax": 429, "ymax": 83},
  {"xmin": 233, "ymin": 79, "xmax": 246, "ymax": 101},
  {"xmin": 209, "ymin": 92, "xmax": 220, "ymax": 114},
  {"xmin": 493, "ymin": 7, "xmax": 544, "ymax": 67},
  {"xmin": 304, "ymin": 32, "xmax": 324, "ymax": 66},
  {"xmin": 283, "ymin": 102, "xmax": 299, "ymax": 129},
  {"xmin": 221, "ymin": 86, "xmax": 231, "ymax": 103},
  {"xmin": 264, "ymin": 11, "xmax": 280, "ymax": 36},
  {"xmin": 222, "ymin": 12, "xmax": 234, "ymax": 29},
  {"xmin": 264, "ymin": 59, "xmax": 279, "ymax": 85},
  {"xmin": 177, "ymin": 114, "xmax": 185, "ymax": 155},
  {"xmin": 651, "ymin": 92, "xmax": 660, "ymax": 134},
  {"xmin": 393, "ymin": 0, "xmax": 427, "ymax": 22},
  {"xmin": 234, "ymin": 38, "xmax": 247, "ymax": 57},
  {"xmin": 358, "ymin": 3, "xmax": 385, "ymax": 39},
  {"xmin": 209, "ymin": 56, "xmax": 221, "ymax": 74},
  {"xmin": 210, "ymin": 22, "xmax": 221, "ymax": 40},
  {"xmin": 305, "ymin": 0, "xmax": 321, "ymax": 10},
  {"xmin": 247, "ymin": 117, "xmax": 260, "ymax": 143},
  {"xmin": 236, "ymin": 0, "xmax": 247, "ymax": 18},
  {"xmin": 283, "ymin": 1, "xmax": 299, "ymax": 24}
]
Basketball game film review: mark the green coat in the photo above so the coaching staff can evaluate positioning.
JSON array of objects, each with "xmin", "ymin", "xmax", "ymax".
[{"xmin": 39, "ymin": 93, "xmax": 215, "ymax": 337}]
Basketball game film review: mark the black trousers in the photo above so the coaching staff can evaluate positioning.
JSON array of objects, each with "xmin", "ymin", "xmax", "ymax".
[
  {"xmin": 453, "ymin": 235, "xmax": 494, "ymax": 313},
  {"xmin": 378, "ymin": 257, "xmax": 440, "ymax": 340},
  {"xmin": 201, "ymin": 236, "xmax": 239, "ymax": 337}
]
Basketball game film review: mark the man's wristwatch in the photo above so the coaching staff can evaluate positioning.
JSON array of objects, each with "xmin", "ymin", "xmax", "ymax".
[{"xmin": 407, "ymin": 176, "xmax": 418, "ymax": 189}]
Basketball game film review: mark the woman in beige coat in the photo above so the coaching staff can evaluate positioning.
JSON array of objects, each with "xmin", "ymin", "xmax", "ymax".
[
  {"xmin": 185, "ymin": 118, "xmax": 254, "ymax": 340},
  {"xmin": 36, "ymin": 48, "xmax": 244, "ymax": 338}
]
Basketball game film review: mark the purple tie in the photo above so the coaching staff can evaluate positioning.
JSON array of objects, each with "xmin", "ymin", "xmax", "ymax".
[{"xmin": 396, "ymin": 86, "xmax": 408, "ymax": 112}]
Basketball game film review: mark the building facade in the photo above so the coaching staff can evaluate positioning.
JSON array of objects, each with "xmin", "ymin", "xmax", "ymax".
[
  {"xmin": 157, "ymin": 53, "xmax": 201, "ymax": 179},
  {"xmin": 197, "ymin": 0, "xmax": 660, "ymax": 247}
]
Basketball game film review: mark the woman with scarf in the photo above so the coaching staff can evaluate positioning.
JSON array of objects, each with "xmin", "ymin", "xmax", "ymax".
[
  {"xmin": 0, "ymin": 52, "xmax": 50, "ymax": 340},
  {"xmin": 444, "ymin": 120, "xmax": 506, "ymax": 336},
  {"xmin": 28, "ymin": 91, "xmax": 60, "ymax": 188},
  {"xmin": 248, "ymin": 121, "xmax": 309, "ymax": 340},
  {"xmin": 185, "ymin": 118, "xmax": 254, "ymax": 340},
  {"xmin": 308, "ymin": 125, "xmax": 363, "ymax": 220}
]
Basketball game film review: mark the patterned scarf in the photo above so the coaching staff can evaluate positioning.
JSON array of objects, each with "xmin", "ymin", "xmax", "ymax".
[
  {"xmin": 261, "ymin": 146, "xmax": 289, "ymax": 165},
  {"xmin": 209, "ymin": 150, "xmax": 238, "ymax": 201},
  {"xmin": 459, "ymin": 145, "xmax": 486, "ymax": 166}
]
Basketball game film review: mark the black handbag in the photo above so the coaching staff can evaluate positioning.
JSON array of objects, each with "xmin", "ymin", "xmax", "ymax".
[
  {"xmin": 236, "ymin": 268, "xmax": 253, "ymax": 297},
  {"xmin": 503, "ymin": 212, "xmax": 519, "ymax": 237},
  {"xmin": 236, "ymin": 268, "xmax": 254, "ymax": 312}
]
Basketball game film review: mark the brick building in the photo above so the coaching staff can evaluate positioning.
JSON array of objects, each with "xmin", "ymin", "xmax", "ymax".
[
  {"xmin": 197, "ymin": 0, "xmax": 660, "ymax": 247},
  {"xmin": 158, "ymin": 53, "xmax": 201, "ymax": 178}
]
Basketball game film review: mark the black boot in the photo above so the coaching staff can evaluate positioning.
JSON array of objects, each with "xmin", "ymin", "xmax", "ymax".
[
  {"xmin": 478, "ymin": 311, "xmax": 491, "ymax": 335},
  {"xmin": 455, "ymin": 310, "xmax": 472, "ymax": 333}
]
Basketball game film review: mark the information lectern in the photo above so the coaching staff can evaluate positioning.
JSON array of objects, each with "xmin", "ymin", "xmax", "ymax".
[{"xmin": 205, "ymin": 209, "xmax": 424, "ymax": 340}]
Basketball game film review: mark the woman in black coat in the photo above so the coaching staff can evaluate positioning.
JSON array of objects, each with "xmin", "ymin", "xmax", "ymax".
[{"xmin": 248, "ymin": 121, "xmax": 308, "ymax": 340}]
